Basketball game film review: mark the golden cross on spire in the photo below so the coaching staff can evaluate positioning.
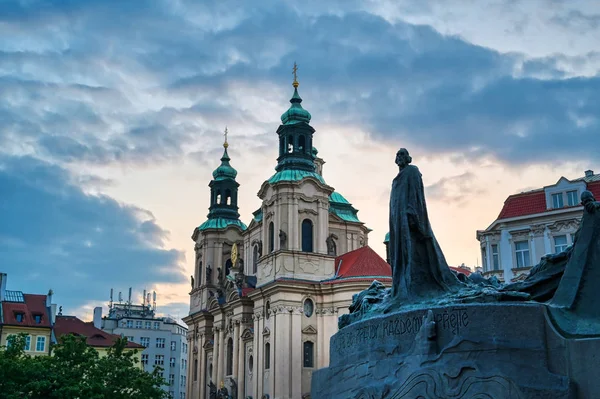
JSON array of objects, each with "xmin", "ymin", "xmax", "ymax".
[
  {"xmin": 223, "ymin": 126, "xmax": 229, "ymax": 148},
  {"xmin": 292, "ymin": 62, "xmax": 299, "ymax": 88}
]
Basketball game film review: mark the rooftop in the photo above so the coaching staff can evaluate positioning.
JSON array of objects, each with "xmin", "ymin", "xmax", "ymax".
[
  {"xmin": 1, "ymin": 293, "xmax": 52, "ymax": 328},
  {"xmin": 54, "ymin": 315, "xmax": 144, "ymax": 349},
  {"xmin": 327, "ymin": 246, "xmax": 392, "ymax": 283}
]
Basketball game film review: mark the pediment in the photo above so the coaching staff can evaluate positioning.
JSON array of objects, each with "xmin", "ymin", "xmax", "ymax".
[
  {"xmin": 241, "ymin": 328, "xmax": 254, "ymax": 341},
  {"xmin": 302, "ymin": 325, "xmax": 317, "ymax": 335},
  {"xmin": 262, "ymin": 327, "xmax": 270, "ymax": 336},
  {"xmin": 203, "ymin": 338, "xmax": 214, "ymax": 350},
  {"xmin": 208, "ymin": 297, "xmax": 220, "ymax": 311}
]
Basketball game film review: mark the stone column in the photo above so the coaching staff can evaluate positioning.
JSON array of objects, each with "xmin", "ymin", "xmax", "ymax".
[
  {"xmin": 215, "ymin": 242, "xmax": 223, "ymax": 281},
  {"xmin": 485, "ymin": 237, "xmax": 492, "ymax": 271},
  {"xmin": 317, "ymin": 200, "xmax": 328, "ymax": 254},
  {"xmin": 232, "ymin": 321, "xmax": 240, "ymax": 385},
  {"xmin": 290, "ymin": 307, "xmax": 302, "ymax": 399},
  {"xmin": 199, "ymin": 334, "xmax": 206, "ymax": 399},
  {"xmin": 186, "ymin": 333, "xmax": 194, "ymax": 399},
  {"xmin": 212, "ymin": 328, "xmax": 220, "ymax": 387},
  {"xmin": 292, "ymin": 198, "xmax": 299, "ymax": 251},
  {"xmin": 217, "ymin": 328, "xmax": 225, "ymax": 386},
  {"xmin": 275, "ymin": 201, "xmax": 281, "ymax": 251},
  {"xmin": 252, "ymin": 313, "xmax": 260, "ymax": 399},
  {"xmin": 287, "ymin": 194, "xmax": 294, "ymax": 251},
  {"xmin": 529, "ymin": 232, "xmax": 537, "ymax": 266},
  {"xmin": 237, "ymin": 324, "xmax": 245, "ymax": 399}
]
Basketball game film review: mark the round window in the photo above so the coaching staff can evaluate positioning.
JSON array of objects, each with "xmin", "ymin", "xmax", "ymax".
[
  {"xmin": 265, "ymin": 301, "xmax": 271, "ymax": 319},
  {"xmin": 304, "ymin": 298, "xmax": 314, "ymax": 317},
  {"xmin": 248, "ymin": 355, "xmax": 254, "ymax": 373}
]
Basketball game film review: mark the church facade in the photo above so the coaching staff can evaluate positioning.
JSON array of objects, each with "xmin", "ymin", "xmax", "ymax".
[{"xmin": 183, "ymin": 73, "xmax": 391, "ymax": 399}]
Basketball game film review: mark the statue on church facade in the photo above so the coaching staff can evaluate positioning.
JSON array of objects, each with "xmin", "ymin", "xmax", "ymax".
[
  {"xmin": 389, "ymin": 148, "xmax": 461, "ymax": 301},
  {"xmin": 326, "ymin": 233, "xmax": 337, "ymax": 256},
  {"xmin": 206, "ymin": 264, "xmax": 212, "ymax": 284},
  {"xmin": 279, "ymin": 229, "xmax": 287, "ymax": 249},
  {"xmin": 190, "ymin": 275, "xmax": 194, "ymax": 289}
]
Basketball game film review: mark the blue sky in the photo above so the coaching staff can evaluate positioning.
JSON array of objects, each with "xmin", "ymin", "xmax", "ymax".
[{"xmin": 1, "ymin": 0, "xmax": 598, "ymax": 320}]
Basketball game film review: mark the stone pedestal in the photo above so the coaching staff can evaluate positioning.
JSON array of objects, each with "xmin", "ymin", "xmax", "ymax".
[{"xmin": 312, "ymin": 302, "xmax": 600, "ymax": 398}]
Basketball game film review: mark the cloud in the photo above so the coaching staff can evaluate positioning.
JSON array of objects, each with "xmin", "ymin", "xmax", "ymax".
[
  {"xmin": 0, "ymin": 155, "xmax": 186, "ymax": 313},
  {"xmin": 426, "ymin": 172, "xmax": 486, "ymax": 206}
]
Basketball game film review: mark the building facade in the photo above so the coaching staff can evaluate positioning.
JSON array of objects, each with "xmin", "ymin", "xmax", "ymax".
[
  {"xmin": 183, "ymin": 74, "xmax": 391, "ymax": 399},
  {"xmin": 477, "ymin": 170, "xmax": 600, "ymax": 282},
  {"xmin": 99, "ymin": 299, "xmax": 189, "ymax": 399},
  {"xmin": 0, "ymin": 272, "xmax": 55, "ymax": 356}
]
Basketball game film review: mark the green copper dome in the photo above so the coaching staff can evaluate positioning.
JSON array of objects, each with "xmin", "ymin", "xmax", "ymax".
[
  {"xmin": 212, "ymin": 146, "xmax": 237, "ymax": 181},
  {"xmin": 280, "ymin": 87, "xmax": 311, "ymax": 125}
]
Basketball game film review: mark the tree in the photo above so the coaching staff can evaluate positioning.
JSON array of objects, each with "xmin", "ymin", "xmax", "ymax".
[{"xmin": 0, "ymin": 333, "xmax": 170, "ymax": 399}]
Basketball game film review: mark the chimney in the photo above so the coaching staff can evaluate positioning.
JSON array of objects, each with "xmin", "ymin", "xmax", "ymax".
[
  {"xmin": 0, "ymin": 273, "xmax": 7, "ymax": 302},
  {"xmin": 93, "ymin": 307, "xmax": 103, "ymax": 329},
  {"xmin": 585, "ymin": 170, "xmax": 594, "ymax": 178},
  {"xmin": 50, "ymin": 304, "xmax": 57, "ymax": 325},
  {"xmin": 46, "ymin": 289, "xmax": 53, "ymax": 308}
]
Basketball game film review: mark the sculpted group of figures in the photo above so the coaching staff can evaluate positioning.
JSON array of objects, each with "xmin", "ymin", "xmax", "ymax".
[{"xmin": 341, "ymin": 148, "xmax": 600, "ymax": 328}]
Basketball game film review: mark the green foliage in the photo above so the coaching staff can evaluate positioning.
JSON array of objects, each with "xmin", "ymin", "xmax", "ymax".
[{"xmin": 0, "ymin": 333, "xmax": 170, "ymax": 399}]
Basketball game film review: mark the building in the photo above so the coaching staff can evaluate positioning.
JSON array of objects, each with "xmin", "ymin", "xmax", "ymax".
[
  {"xmin": 54, "ymin": 314, "xmax": 145, "ymax": 362},
  {"xmin": 183, "ymin": 71, "xmax": 391, "ymax": 399},
  {"xmin": 99, "ymin": 294, "xmax": 189, "ymax": 399},
  {"xmin": 0, "ymin": 273, "xmax": 56, "ymax": 356},
  {"xmin": 477, "ymin": 170, "xmax": 600, "ymax": 282}
]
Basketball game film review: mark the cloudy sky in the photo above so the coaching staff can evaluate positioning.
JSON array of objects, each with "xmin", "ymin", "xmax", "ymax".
[{"xmin": 1, "ymin": 0, "xmax": 598, "ymax": 321}]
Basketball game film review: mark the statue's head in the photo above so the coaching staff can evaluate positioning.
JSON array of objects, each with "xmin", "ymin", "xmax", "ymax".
[
  {"xmin": 581, "ymin": 190, "xmax": 596, "ymax": 205},
  {"xmin": 395, "ymin": 148, "xmax": 412, "ymax": 168},
  {"xmin": 220, "ymin": 381, "xmax": 225, "ymax": 388}
]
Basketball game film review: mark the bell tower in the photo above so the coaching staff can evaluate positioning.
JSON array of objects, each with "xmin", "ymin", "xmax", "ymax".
[
  {"xmin": 207, "ymin": 127, "xmax": 240, "ymax": 220},
  {"xmin": 275, "ymin": 62, "xmax": 316, "ymax": 172}
]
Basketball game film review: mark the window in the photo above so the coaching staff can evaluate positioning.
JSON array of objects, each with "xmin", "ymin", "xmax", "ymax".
[
  {"xmin": 140, "ymin": 337, "xmax": 150, "ymax": 347},
  {"xmin": 481, "ymin": 247, "xmax": 487, "ymax": 272},
  {"xmin": 515, "ymin": 241, "xmax": 530, "ymax": 268},
  {"xmin": 264, "ymin": 342, "xmax": 271, "ymax": 369},
  {"xmin": 248, "ymin": 355, "xmax": 254, "ymax": 373},
  {"xmin": 156, "ymin": 338, "xmax": 165, "ymax": 348},
  {"xmin": 142, "ymin": 354, "xmax": 149, "ymax": 365},
  {"xmin": 304, "ymin": 299, "xmax": 314, "ymax": 318},
  {"xmin": 491, "ymin": 244, "xmax": 500, "ymax": 270},
  {"xmin": 36, "ymin": 336, "xmax": 46, "ymax": 352},
  {"xmin": 302, "ymin": 219, "xmax": 313, "ymax": 252},
  {"xmin": 170, "ymin": 357, "xmax": 176, "ymax": 368},
  {"xmin": 554, "ymin": 235, "xmax": 568, "ymax": 253},
  {"xmin": 171, "ymin": 341, "xmax": 176, "ymax": 351},
  {"xmin": 226, "ymin": 338, "xmax": 234, "ymax": 375},
  {"xmin": 154, "ymin": 322, "xmax": 160, "ymax": 330},
  {"xmin": 135, "ymin": 321, "xmax": 142, "ymax": 329},
  {"xmin": 34, "ymin": 314, "xmax": 42, "ymax": 324},
  {"xmin": 567, "ymin": 190, "xmax": 578, "ymax": 207},
  {"xmin": 253, "ymin": 245, "xmax": 259, "ymax": 274},
  {"xmin": 298, "ymin": 135, "xmax": 306, "ymax": 152},
  {"xmin": 303, "ymin": 341, "xmax": 314, "ymax": 368},
  {"xmin": 145, "ymin": 321, "xmax": 151, "ymax": 329},
  {"xmin": 15, "ymin": 313, "xmax": 24, "ymax": 322},
  {"xmin": 154, "ymin": 355, "xmax": 164, "ymax": 366},
  {"xmin": 194, "ymin": 359, "xmax": 198, "ymax": 380},
  {"xmin": 126, "ymin": 320, "xmax": 133, "ymax": 328},
  {"xmin": 126, "ymin": 336, "xmax": 134, "ymax": 343},
  {"xmin": 169, "ymin": 374, "xmax": 175, "ymax": 386},
  {"xmin": 181, "ymin": 393, "xmax": 186, "ymax": 399},
  {"xmin": 552, "ymin": 193, "xmax": 564, "ymax": 209},
  {"xmin": 268, "ymin": 222, "xmax": 275, "ymax": 253},
  {"xmin": 24, "ymin": 335, "xmax": 31, "ymax": 351}
]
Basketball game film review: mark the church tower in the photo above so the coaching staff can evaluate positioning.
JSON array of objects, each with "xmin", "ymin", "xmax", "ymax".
[{"xmin": 190, "ymin": 130, "xmax": 246, "ymax": 314}]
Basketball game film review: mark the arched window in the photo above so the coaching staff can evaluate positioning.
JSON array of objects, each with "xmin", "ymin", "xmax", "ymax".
[
  {"xmin": 268, "ymin": 222, "xmax": 275, "ymax": 253},
  {"xmin": 199, "ymin": 261, "xmax": 203, "ymax": 284},
  {"xmin": 287, "ymin": 135, "xmax": 294, "ymax": 153},
  {"xmin": 225, "ymin": 189, "xmax": 231, "ymax": 205},
  {"xmin": 216, "ymin": 190, "xmax": 221, "ymax": 204},
  {"xmin": 253, "ymin": 245, "xmax": 259, "ymax": 273},
  {"xmin": 226, "ymin": 338, "xmax": 234, "ymax": 375},
  {"xmin": 264, "ymin": 342, "xmax": 271, "ymax": 369},
  {"xmin": 279, "ymin": 136, "xmax": 285, "ymax": 156},
  {"xmin": 194, "ymin": 358, "xmax": 198, "ymax": 381},
  {"xmin": 302, "ymin": 219, "xmax": 313, "ymax": 252},
  {"xmin": 298, "ymin": 135, "xmax": 306, "ymax": 153},
  {"xmin": 303, "ymin": 341, "xmax": 314, "ymax": 368}
]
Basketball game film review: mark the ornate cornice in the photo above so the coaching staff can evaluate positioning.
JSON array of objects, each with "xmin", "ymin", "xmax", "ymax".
[{"xmin": 315, "ymin": 307, "xmax": 337, "ymax": 316}]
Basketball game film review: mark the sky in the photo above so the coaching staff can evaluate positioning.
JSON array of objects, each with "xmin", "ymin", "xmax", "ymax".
[{"xmin": 1, "ymin": 0, "xmax": 599, "ymax": 321}]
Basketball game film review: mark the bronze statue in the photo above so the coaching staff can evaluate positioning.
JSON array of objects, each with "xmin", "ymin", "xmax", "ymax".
[{"xmin": 389, "ymin": 148, "xmax": 461, "ymax": 301}]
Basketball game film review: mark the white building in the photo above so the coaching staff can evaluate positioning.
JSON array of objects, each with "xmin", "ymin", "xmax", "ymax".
[
  {"xmin": 98, "ymin": 294, "xmax": 189, "ymax": 399},
  {"xmin": 477, "ymin": 170, "xmax": 600, "ymax": 283},
  {"xmin": 183, "ymin": 75, "xmax": 391, "ymax": 399}
]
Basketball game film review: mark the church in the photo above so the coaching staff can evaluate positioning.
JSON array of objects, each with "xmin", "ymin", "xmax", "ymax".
[{"xmin": 183, "ymin": 68, "xmax": 391, "ymax": 399}]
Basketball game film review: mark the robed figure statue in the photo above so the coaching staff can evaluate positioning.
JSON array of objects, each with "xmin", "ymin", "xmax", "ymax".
[{"xmin": 389, "ymin": 148, "xmax": 461, "ymax": 301}]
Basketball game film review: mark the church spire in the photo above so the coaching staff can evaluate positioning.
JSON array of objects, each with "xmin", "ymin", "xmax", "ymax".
[
  {"xmin": 275, "ymin": 63, "xmax": 316, "ymax": 172},
  {"xmin": 206, "ymin": 127, "xmax": 240, "ymax": 221}
]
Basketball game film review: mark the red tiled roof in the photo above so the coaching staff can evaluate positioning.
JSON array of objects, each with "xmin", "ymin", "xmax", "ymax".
[
  {"xmin": 497, "ymin": 190, "xmax": 547, "ymax": 219},
  {"xmin": 449, "ymin": 266, "xmax": 472, "ymax": 276},
  {"xmin": 1, "ymin": 294, "xmax": 52, "ymax": 328},
  {"xmin": 332, "ymin": 246, "xmax": 392, "ymax": 280},
  {"xmin": 588, "ymin": 181, "xmax": 600, "ymax": 199},
  {"xmin": 54, "ymin": 316, "xmax": 144, "ymax": 349}
]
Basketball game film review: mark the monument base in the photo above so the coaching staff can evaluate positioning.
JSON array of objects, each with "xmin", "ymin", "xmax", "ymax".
[{"xmin": 312, "ymin": 302, "xmax": 600, "ymax": 398}]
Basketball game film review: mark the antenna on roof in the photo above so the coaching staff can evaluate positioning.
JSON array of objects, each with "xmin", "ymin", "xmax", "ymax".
[
  {"xmin": 153, "ymin": 291, "xmax": 157, "ymax": 311},
  {"xmin": 118, "ymin": 291, "xmax": 123, "ymax": 303},
  {"xmin": 109, "ymin": 288, "xmax": 113, "ymax": 308},
  {"xmin": 128, "ymin": 287, "xmax": 132, "ymax": 304},
  {"xmin": 142, "ymin": 289, "xmax": 147, "ymax": 306},
  {"xmin": 146, "ymin": 293, "xmax": 151, "ymax": 308}
]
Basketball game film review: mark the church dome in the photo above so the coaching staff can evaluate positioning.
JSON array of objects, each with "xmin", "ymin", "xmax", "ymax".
[
  {"xmin": 280, "ymin": 87, "xmax": 311, "ymax": 125},
  {"xmin": 212, "ymin": 146, "xmax": 237, "ymax": 181}
]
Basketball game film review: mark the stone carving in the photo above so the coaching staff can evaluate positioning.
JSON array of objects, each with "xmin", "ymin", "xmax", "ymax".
[
  {"xmin": 190, "ymin": 275, "xmax": 195, "ymax": 289},
  {"xmin": 340, "ymin": 281, "xmax": 388, "ymax": 328},
  {"xmin": 206, "ymin": 264, "xmax": 213, "ymax": 283},
  {"xmin": 257, "ymin": 241, "xmax": 263, "ymax": 258},
  {"xmin": 388, "ymin": 148, "xmax": 462, "ymax": 301},
  {"xmin": 326, "ymin": 233, "xmax": 338, "ymax": 256},
  {"xmin": 279, "ymin": 229, "xmax": 287, "ymax": 249}
]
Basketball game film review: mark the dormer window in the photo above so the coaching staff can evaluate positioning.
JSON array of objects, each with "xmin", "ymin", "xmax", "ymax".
[
  {"xmin": 551, "ymin": 193, "xmax": 564, "ymax": 209},
  {"xmin": 34, "ymin": 314, "xmax": 42, "ymax": 324},
  {"xmin": 567, "ymin": 190, "xmax": 578, "ymax": 207},
  {"xmin": 15, "ymin": 312, "xmax": 25, "ymax": 322}
]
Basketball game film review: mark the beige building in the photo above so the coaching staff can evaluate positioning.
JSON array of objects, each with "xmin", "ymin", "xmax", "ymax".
[
  {"xmin": 477, "ymin": 170, "xmax": 600, "ymax": 283},
  {"xmin": 183, "ymin": 76, "xmax": 391, "ymax": 399}
]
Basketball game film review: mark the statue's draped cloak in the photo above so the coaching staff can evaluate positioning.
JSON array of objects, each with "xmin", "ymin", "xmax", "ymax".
[{"xmin": 389, "ymin": 165, "xmax": 460, "ymax": 300}]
